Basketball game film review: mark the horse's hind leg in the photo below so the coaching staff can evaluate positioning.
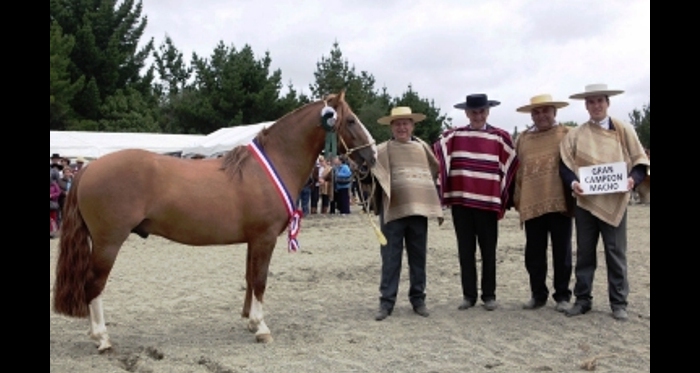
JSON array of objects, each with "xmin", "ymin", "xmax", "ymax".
[
  {"xmin": 244, "ymin": 239, "xmax": 276, "ymax": 343},
  {"xmin": 85, "ymin": 238, "xmax": 126, "ymax": 351},
  {"xmin": 88, "ymin": 295, "xmax": 111, "ymax": 351}
]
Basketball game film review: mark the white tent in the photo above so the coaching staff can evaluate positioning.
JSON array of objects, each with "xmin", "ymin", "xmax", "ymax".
[
  {"xmin": 50, "ymin": 131, "xmax": 205, "ymax": 159},
  {"xmin": 180, "ymin": 122, "xmax": 273, "ymax": 158}
]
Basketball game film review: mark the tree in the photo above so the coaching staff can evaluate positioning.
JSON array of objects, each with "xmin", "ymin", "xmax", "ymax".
[
  {"xmin": 50, "ymin": 21, "xmax": 84, "ymax": 130},
  {"xmin": 179, "ymin": 42, "xmax": 296, "ymax": 134},
  {"xmin": 309, "ymin": 41, "xmax": 377, "ymax": 112},
  {"xmin": 50, "ymin": 0, "xmax": 156, "ymax": 130},
  {"xmin": 561, "ymin": 121, "xmax": 578, "ymax": 127},
  {"xmin": 153, "ymin": 35, "xmax": 192, "ymax": 99},
  {"xmin": 629, "ymin": 102, "xmax": 650, "ymax": 149}
]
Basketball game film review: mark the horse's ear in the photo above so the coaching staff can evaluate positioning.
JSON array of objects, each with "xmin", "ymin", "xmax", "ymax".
[{"xmin": 338, "ymin": 90, "xmax": 346, "ymax": 103}]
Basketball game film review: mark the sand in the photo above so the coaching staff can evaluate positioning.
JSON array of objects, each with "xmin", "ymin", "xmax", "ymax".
[{"xmin": 50, "ymin": 204, "xmax": 650, "ymax": 373}]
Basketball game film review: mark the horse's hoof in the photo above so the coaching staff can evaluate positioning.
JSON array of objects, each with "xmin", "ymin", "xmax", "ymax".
[
  {"xmin": 256, "ymin": 333, "xmax": 273, "ymax": 343},
  {"xmin": 97, "ymin": 340, "xmax": 112, "ymax": 352}
]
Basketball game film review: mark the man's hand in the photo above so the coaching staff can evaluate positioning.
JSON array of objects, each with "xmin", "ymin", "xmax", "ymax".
[{"xmin": 571, "ymin": 181, "xmax": 585, "ymax": 196}]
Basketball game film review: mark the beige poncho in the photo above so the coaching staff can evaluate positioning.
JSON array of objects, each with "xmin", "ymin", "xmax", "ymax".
[
  {"xmin": 514, "ymin": 125, "xmax": 571, "ymax": 222},
  {"xmin": 371, "ymin": 138, "xmax": 443, "ymax": 224},
  {"xmin": 560, "ymin": 118, "xmax": 650, "ymax": 227}
]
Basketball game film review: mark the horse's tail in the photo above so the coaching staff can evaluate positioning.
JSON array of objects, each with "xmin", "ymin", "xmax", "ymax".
[{"xmin": 53, "ymin": 168, "xmax": 92, "ymax": 318}]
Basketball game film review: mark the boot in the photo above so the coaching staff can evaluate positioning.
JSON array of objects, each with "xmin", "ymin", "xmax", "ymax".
[
  {"xmin": 310, "ymin": 207, "xmax": 318, "ymax": 214},
  {"xmin": 321, "ymin": 206, "xmax": 328, "ymax": 214}
]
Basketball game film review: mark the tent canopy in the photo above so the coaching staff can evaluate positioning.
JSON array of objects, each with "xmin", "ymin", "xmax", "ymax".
[
  {"xmin": 180, "ymin": 122, "xmax": 273, "ymax": 158},
  {"xmin": 50, "ymin": 131, "xmax": 205, "ymax": 159}
]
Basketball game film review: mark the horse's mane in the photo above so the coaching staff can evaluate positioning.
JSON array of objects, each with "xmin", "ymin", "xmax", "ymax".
[{"xmin": 219, "ymin": 98, "xmax": 329, "ymax": 179}]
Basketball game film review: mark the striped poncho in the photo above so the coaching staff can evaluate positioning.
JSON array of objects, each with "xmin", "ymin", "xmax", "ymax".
[{"xmin": 433, "ymin": 124, "xmax": 519, "ymax": 219}]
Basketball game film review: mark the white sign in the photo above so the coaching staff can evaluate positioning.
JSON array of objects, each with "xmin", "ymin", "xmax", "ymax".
[{"xmin": 578, "ymin": 162, "xmax": 628, "ymax": 195}]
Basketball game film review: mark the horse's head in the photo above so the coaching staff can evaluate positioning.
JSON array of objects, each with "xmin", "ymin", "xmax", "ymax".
[{"xmin": 324, "ymin": 92, "xmax": 377, "ymax": 168}]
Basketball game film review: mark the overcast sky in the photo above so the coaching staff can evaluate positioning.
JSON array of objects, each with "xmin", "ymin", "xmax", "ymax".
[{"xmin": 139, "ymin": 0, "xmax": 650, "ymax": 134}]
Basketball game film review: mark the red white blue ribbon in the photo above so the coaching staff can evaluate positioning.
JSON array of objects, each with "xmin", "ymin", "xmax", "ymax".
[{"xmin": 248, "ymin": 139, "xmax": 302, "ymax": 253}]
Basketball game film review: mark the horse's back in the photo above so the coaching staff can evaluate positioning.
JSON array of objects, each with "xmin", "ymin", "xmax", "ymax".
[{"xmin": 76, "ymin": 149, "xmax": 287, "ymax": 246}]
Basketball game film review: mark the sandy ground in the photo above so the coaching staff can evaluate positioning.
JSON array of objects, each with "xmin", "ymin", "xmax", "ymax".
[{"xmin": 50, "ymin": 203, "xmax": 650, "ymax": 373}]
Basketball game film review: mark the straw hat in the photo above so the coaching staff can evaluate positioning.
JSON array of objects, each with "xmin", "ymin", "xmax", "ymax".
[
  {"xmin": 516, "ymin": 94, "xmax": 569, "ymax": 113},
  {"xmin": 569, "ymin": 83, "xmax": 624, "ymax": 99},
  {"xmin": 76, "ymin": 156, "xmax": 86, "ymax": 163},
  {"xmin": 377, "ymin": 106, "xmax": 426, "ymax": 125}
]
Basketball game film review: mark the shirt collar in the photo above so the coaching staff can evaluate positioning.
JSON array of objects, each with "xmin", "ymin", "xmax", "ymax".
[{"xmin": 592, "ymin": 117, "xmax": 611, "ymax": 130}]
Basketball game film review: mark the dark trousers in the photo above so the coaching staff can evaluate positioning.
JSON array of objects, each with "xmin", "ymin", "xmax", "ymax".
[
  {"xmin": 378, "ymin": 214, "xmax": 428, "ymax": 311},
  {"xmin": 310, "ymin": 185, "xmax": 320, "ymax": 211},
  {"xmin": 296, "ymin": 186, "xmax": 311, "ymax": 216},
  {"xmin": 524, "ymin": 212, "xmax": 573, "ymax": 303},
  {"xmin": 336, "ymin": 188, "xmax": 351, "ymax": 214},
  {"xmin": 451, "ymin": 205, "xmax": 498, "ymax": 302},
  {"xmin": 572, "ymin": 206, "xmax": 629, "ymax": 310}
]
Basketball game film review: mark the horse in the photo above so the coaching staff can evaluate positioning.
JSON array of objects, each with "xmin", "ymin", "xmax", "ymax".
[{"xmin": 52, "ymin": 92, "xmax": 377, "ymax": 351}]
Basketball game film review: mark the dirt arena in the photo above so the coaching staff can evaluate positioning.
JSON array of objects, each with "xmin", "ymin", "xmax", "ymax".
[{"xmin": 50, "ymin": 204, "xmax": 650, "ymax": 373}]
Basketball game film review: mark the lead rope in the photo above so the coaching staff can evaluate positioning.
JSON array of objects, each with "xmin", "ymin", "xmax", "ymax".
[{"xmin": 351, "ymin": 165, "xmax": 387, "ymax": 246}]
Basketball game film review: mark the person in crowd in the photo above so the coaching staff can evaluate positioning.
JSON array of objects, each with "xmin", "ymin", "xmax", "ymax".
[
  {"xmin": 333, "ymin": 155, "xmax": 353, "ymax": 215},
  {"xmin": 50, "ymin": 172, "xmax": 62, "ymax": 238},
  {"xmin": 310, "ymin": 155, "xmax": 324, "ymax": 214},
  {"xmin": 319, "ymin": 158, "xmax": 333, "ymax": 214},
  {"xmin": 297, "ymin": 171, "xmax": 313, "ymax": 216}
]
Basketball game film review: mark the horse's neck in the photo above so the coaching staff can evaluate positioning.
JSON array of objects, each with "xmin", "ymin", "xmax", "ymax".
[{"xmin": 264, "ymin": 102, "xmax": 326, "ymax": 197}]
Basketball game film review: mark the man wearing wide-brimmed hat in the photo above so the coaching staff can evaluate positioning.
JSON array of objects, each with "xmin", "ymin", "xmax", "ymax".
[
  {"xmin": 513, "ymin": 94, "xmax": 574, "ymax": 313},
  {"xmin": 370, "ymin": 106, "xmax": 443, "ymax": 321},
  {"xmin": 559, "ymin": 84, "xmax": 650, "ymax": 321},
  {"xmin": 433, "ymin": 93, "xmax": 519, "ymax": 312}
]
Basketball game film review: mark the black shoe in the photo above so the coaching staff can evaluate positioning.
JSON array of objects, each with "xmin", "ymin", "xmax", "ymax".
[
  {"xmin": 458, "ymin": 299, "xmax": 475, "ymax": 310},
  {"xmin": 522, "ymin": 298, "xmax": 547, "ymax": 310},
  {"xmin": 413, "ymin": 305, "xmax": 429, "ymax": 317},
  {"xmin": 483, "ymin": 299, "xmax": 498, "ymax": 311},
  {"xmin": 375, "ymin": 308, "xmax": 391, "ymax": 321},
  {"xmin": 565, "ymin": 303, "xmax": 591, "ymax": 317},
  {"xmin": 612, "ymin": 308, "xmax": 629, "ymax": 321}
]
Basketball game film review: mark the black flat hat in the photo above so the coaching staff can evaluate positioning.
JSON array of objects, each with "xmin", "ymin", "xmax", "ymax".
[{"xmin": 454, "ymin": 94, "xmax": 500, "ymax": 110}]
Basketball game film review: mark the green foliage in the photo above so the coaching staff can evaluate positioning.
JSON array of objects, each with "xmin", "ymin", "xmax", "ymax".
[
  {"xmin": 512, "ymin": 126, "xmax": 520, "ymax": 142},
  {"xmin": 181, "ymin": 42, "xmax": 303, "ymax": 134},
  {"xmin": 97, "ymin": 88, "xmax": 160, "ymax": 132},
  {"xmin": 309, "ymin": 41, "xmax": 376, "ymax": 111},
  {"xmin": 628, "ymin": 102, "xmax": 650, "ymax": 149},
  {"xmin": 51, "ymin": 0, "xmax": 156, "ymax": 130},
  {"xmin": 561, "ymin": 121, "xmax": 578, "ymax": 127},
  {"xmin": 50, "ymin": 21, "xmax": 84, "ymax": 130}
]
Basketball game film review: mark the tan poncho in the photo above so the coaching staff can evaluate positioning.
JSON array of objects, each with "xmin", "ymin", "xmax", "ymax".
[
  {"xmin": 514, "ymin": 125, "xmax": 571, "ymax": 222},
  {"xmin": 560, "ymin": 118, "xmax": 650, "ymax": 227},
  {"xmin": 371, "ymin": 139, "xmax": 443, "ymax": 224}
]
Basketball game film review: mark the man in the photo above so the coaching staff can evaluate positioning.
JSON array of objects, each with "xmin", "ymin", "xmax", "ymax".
[
  {"xmin": 559, "ymin": 84, "xmax": 650, "ymax": 321},
  {"xmin": 433, "ymin": 93, "xmax": 519, "ymax": 311},
  {"xmin": 371, "ymin": 106, "xmax": 443, "ymax": 321},
  {"xmin": 73, "ymin": 156, "xmax": 87, "ymax": 173},
  {"xmin": 513, "ymin": 94, "xmax": 574, "ymax": 312}
]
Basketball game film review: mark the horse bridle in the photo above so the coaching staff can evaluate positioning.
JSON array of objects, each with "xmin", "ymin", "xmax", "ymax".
[{"xmin": 321, "ymin": 99, "xmax": 375, "ymax": 159}]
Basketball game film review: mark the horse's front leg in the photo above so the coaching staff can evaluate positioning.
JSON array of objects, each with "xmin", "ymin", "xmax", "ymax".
[
  {"xmin": 243, "ymin": 239, "xmax": 275, "ymax": 343},
  {"xmin": 87, "ymin": 295, "xmax": 112, "ymax": 351}
]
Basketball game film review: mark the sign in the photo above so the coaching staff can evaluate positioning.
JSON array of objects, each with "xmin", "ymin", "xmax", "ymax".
[{"xmin": 578, "ymin": 162, "xmax": 628, "ymax": 195}]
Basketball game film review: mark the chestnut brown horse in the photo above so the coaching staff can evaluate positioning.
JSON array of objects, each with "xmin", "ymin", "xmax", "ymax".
[{"xmin": 52, "ymin": 92, "xmax": 377, "ymax": 351}]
